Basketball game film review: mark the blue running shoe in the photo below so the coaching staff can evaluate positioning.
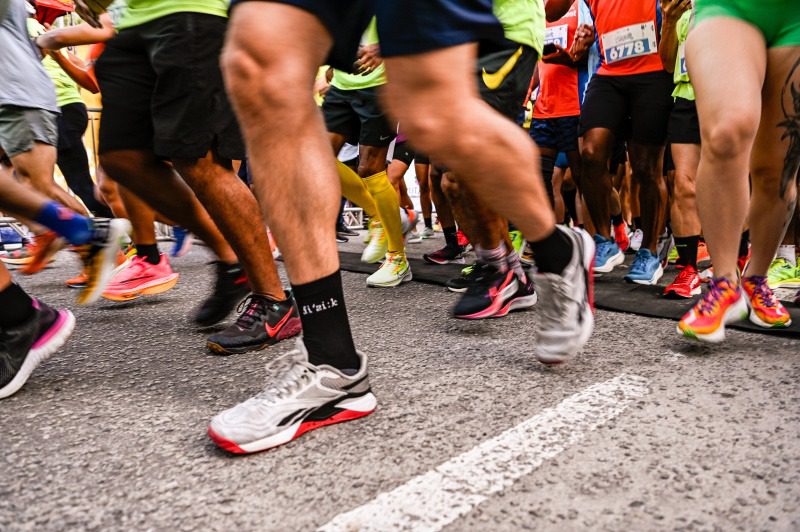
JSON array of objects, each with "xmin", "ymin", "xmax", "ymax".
[
  {"xmin": 0, "ymin": 226, "xmax": 23, "ymax": 250},
  {"xmin": 171, "ymin": 226, "xmax": 192, "ymax": 258},
  {"xmin": 593, "ymin": 235, "xmax": 624, "ymax": 273},
  {"xmin": 625, "ymin": 248, "xmax": 664, "ymax": 285}
]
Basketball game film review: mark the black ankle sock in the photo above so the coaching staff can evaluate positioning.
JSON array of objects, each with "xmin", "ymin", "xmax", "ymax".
[
  {"xmin": 291, "ymin": 270, "xmax": 359, "ymax": 371},
  {"xmin": 739, "ymin": 230, "xmax": 750, "ymax": 257},
  {"xmin": 674, "ymin": 235, "xmax": 700, "ymax": 268},
  {"xmin": 540, "ymin": 154, "xmax": 556, "ymax": 208},
  {"xmin": 530, "ymin": 227, "xmax": 574, "ymax": 274},
  {"xmin": 611, "ymin": 213, "xmax": 624, "ymax": 227},
  {"xmin": 424, "ymin": 216, "xmax": 433, "ymax": 229},
  {"xmin": 633, "ymin": 216, "xmax": 642, "ymax": 231},
  {"xmin": 0, "ymin": 283, "xmax": 35, "ymax": 328},
  {"xmin": 508, "ymin": 222, "xmax": 518, "ymax": 232},
  {"xmin": 443, "ymin": 226, "xmax": 458, "ymax": 248},
  {"xmin": 563, "ymin": 188, "xmax": 578, "ymax": 225},
  {"xmin": 137, "ymin": 243, "xmax": 160, "ymax": 265}
]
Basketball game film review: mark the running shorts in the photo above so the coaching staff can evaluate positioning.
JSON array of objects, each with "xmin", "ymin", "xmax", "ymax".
[
  {"xmin": 530, "ymin": 116, "xmax": 580, "ymax": 153},
  {"xmin": 478, "ymin": 45, "xmax": 539, "ymax": 120},
  {"xmin": 96, "ymin": 13, "xmax": 245, "ymax": 160},
  {"xmin": 393, "ymin": 141, "xmax": 431, "ymax": 166},
  {"xmin": 695, "ymin": 0, "xmax": 800, "ymax": 47},
  {"xmin": 555, "ymin": 152, "xmax": 569, "ymax": 170},
  {"xmin": 322, "ymin": 86, "xmax": 396, "ymax": 147},
  {"xmin": 609, "ymin": 140, "xmax": 628, "ymax": 175},
  {"xmin": 668, "ymin": 97, "xmax": 701, "ymax": 145},
  {"xmin": 229, "ymin": 0, "xmax": 374, "ymax": 71},
  {"xmin": 579, "ymin": 71, "xmax": 674, "ymax": 146},
  {"xmin": 0, "ymin": 105, "xmax": 58, "ymax": 159}
]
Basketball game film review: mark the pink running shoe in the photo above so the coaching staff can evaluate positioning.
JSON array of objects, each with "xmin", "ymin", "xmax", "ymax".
[{"xmin": 102, "ymin": 253, "xmax": 179, "ymax": 302}]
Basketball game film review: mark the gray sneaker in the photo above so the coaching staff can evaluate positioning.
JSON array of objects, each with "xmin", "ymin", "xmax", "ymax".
[
  {"xmin": 208, "ymin": 339, "xmax": 376, "ymax": 453},
  {"xmin": 532, "ymin": 227, "xmax": 595, "ymax": 365}
]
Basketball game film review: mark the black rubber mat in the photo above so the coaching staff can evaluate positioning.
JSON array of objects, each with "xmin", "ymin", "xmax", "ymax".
[{"xmin": 338, "ymin": 251, "xmax": 800, "ymax": 338}]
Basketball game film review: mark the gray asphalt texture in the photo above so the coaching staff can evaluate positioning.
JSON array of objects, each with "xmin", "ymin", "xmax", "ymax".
[{"xmin": 3, "ymin": 235, "xmax": 800, "ymax": 532}]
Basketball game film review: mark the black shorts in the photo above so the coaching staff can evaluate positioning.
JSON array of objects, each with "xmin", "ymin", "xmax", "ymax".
[
  {"xmin": 478, "ymin": 45, "xmax": 538, "ymax": 120},
  {"xmin": 579, "ymin": 71, "xmax": 674, "ymax": 146},
  {"xmin": 610, "ymin": 140, "xmax": 628, "ymax": 174},
  {"xmin": 56, "ymin": 102, "xmax": 88, "ymax": 152},
  {"xmin": 530, "ymin": 115, "xmax": 580, "ymax": 153},
  {"xmin": 322, "ymin": 86, "xmax": 396, "ymax": 147},
  {"xmin": 230, "ymin": 0, "xmax": 373, "ymax": 72},
  {"xmin": 393, "ymin": 141, "xmax": 430, "ymax": 165},
  {"xmin": 95, "ymin": 12, "xmax": 245, "ymax": 160},
  {"xmin": 376, "ymin": 0, "xmax": 504, "ymax": 57},
  {"xmin": 668, "ymin": 97, "xmax": 701, "ymax": 145}
]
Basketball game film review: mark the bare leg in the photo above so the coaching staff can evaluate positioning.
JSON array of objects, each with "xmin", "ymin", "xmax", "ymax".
[
  {"xmin": 670, "ymin": 143, "xmax": 702, "ymax": 238},
  {"xmin": 629, "ymin": 143, "xmax": 667, "ymax": 252},
  {"xmin": 579, "ymin": 128, "xmax": 615, "ymax": 239},
  {"xmin": 415, "ymin": 163, "xmax": 432, "ymax": 222},
  {"xmin": 11, "ymin": 142, "xmax": 88, "ymax": 216}
]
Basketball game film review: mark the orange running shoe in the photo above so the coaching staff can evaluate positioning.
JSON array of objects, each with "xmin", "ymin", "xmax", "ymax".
[
  {"xmin": 66, "ymin": 269, "xmax": 88, "ymax": 289},
  {"xmin": 102, "ymin": 253, "xmax": 179, "ymax": 301},
  {"xmin": 677, "ymin": 277, "xmax": 748, "ymax": 343},
  {"xmin": 697, "ymin": 242, "xmax": 710, "ymax": 263},
  {"xmin": 742, "ymin": 275, "xmax": 792, "ymax": 328},
  {"xmin": 20, "ymin": 232, "xmax": 64, "ymax": 275}
]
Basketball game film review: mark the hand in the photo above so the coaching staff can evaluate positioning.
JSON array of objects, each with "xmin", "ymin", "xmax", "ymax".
[
  {"xmin": 74, "ymin": 0, "xmax": 112, "ymax": 28},
  {"xmin": 355, "ymin": 44, "xmax": 382, "ymax": 75},
  {"xmin": 542, "ymin": 43, "xmax": 572, "ymax": 65},
  {"xmin": 569, "ymin": 24, "xmax": 595, "ymax": 61},
  {"xmin": 313, "ymin": 76, "xmax": 330, "ymax": 98},
  {"xmin": 660, "ymin": 0, "xmax": 691, "ymax": 25}
]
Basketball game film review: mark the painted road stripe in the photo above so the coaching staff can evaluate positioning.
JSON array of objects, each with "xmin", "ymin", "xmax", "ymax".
[{"xmin": 319, "ymin": 373, "xmax": 650, "ymax": 532}]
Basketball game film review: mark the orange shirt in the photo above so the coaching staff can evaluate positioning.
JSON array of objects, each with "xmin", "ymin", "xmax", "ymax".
[
  {"xmin": 584, "ymin": 0, "xmax": 665, "ymax": 76},
  {"xmin": 533, "ymin": 2, "xmax": 580, "ymax": 118}
]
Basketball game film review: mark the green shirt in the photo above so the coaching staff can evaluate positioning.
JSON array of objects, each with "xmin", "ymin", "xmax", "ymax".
[
  {"xmin": 331, "ymin": 18, "xmax": 385, "ymax": 91},
  {"xmin": 494, "ymin": 0, "xmax": 545, "ymax": 56},
  {"xmin": 117, "ymin": 0, "xmax": 229, "ymax": 30},
  {"xmin": 672, "ymin": 10, "xmax": 694, "ymax": 101},
  {"xmin": 27, "ymin": 19, "xmax": 82, "ymax": 108}
]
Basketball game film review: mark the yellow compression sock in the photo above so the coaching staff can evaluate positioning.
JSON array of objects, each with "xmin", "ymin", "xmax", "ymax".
[
  {"xmin": 364, "ymin": 170, "xmax": 405, "ymax": 255},
  {"xmin": 337, "ymin": 161, "xmax": 379, "ymax": 220}
]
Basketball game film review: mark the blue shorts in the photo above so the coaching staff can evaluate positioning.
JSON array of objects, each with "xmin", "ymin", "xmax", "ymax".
[
  {"xmin": 554, "ymin": 152, "xmax": 569, "ymax": 170},
  {"xmin": 376, "ymin": 0, "xmax": 504, "ymax": 57},
  {"xmin": 530, "ymin": 116, "xmax": 580, "ymax": 154}
]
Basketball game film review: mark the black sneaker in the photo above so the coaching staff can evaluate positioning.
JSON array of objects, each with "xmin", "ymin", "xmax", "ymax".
[
  {"xmin": 446, "ymin": 262, "xmax": 487, "ymax": 293},
  {"xmin": 423, "ymin": 244, "xmax": 466, "ymax": 265},
  {"xmin": 207, "ymin": 291, "xmax": 302, "ymax": 355},
  {"xmin": 336, "ymin": 235, "xmax": 349, "ymax": 243},
  {"xmin": 337, "ymin": 225, "xmax": 358, "ymax": 237},
  {"xmin": 0, "ymin": 299, "xmax": 75, "ymax": 399},
  {"xmin": 451, "ymin": 265, "xmax": 525, "ymax": 319},
  {"xmin": 194, "ymin": 262, "xmax": 250, "ymax": 327}
]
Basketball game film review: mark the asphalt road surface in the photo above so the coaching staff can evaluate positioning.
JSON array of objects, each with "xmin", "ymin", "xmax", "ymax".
[{"xmin": 3, "ymin": 236, "xmax": 799, "ymax": 531}]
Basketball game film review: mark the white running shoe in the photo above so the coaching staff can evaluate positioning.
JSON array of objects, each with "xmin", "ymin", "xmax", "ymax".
[
  {"xmin": 629, "ymin": 228, "xmax": 644, "ymax": 252},
  {"xmin": 420, "ymin": 227, "xmax": 435, "ymax": 239},
  {"xmin": 208, "ymin": 339, "xmax": 376, "ymax": 454},
  {"xmin": 532, "ymin": 227, "xmax": 595, "ymax": 365},
  {"xmin": 361, "ymin": 220, "xmax": 387, "ymax": 263},
  {"xmin": 366, "ymin": 253, "xmax": 412, "ymax": 287}
]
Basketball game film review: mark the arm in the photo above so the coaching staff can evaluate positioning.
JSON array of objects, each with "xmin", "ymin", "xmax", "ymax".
[
  {"xmin": 658, "ymin": 0, "xmax": 691, "ymax": 74},
  {"xmin": 47, "ymin": 50, "xmax": 100, "ymax": 93},
  {"xmin": 35, "ymin": 14, "xmax": 115, "ymax": 49},
  {"xmin": 542, "ymin": 25, "xmax": 594, "ymax": 67},
  {"xmin": 545, "ymin": 0, "xmax": 573, "ymax": 22}
]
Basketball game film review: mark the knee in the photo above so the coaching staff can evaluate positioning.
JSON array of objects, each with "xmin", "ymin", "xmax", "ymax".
[
  {"xmin": 580, "ymin": 141, "xmax": 609, "ymax": 171},
  {"xmin": 222, "ymin": 46, "xmax": 302, "ymax": 111},
  {"xmin": 702, "ymin": 114, "xmax": 758, "ymax": 160}
]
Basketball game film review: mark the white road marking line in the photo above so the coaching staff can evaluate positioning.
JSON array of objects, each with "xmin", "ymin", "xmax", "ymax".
[{"xmin": 319, "ymin": 374, "xmax": 650, "ymax": 532}]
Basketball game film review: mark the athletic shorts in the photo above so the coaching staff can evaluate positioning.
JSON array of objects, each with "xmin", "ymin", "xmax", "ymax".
[
  {"xmin": 56, "ymin": 102, "xmax": 88, "ymax": 152},
  {"xmin": 0, "ymin": 105, "xmax": 58, "ymax": 159},
  {"xmin": 555, "ymin": 152, "xmax": 569, "ymax": 170},
  {"xmin": 530, "ymin": 116, "xmax": 580, "ymax": 153},
  {"xmin": 695, "ymin": 0, "xmax": 800, "ymax": 47},
  {"xmin": 392, "ymin": 140, "xmax": 430, "ymax": 165},
  {"xmin": 579, "ymin": 71, "xmax": 674, "ymax": 146},
  {"xmin": 478, "ymin": 45, "xmax": 539, "ymax": 120},
  {"xmin": 668, "ymin": 97, "xmax": 701, "ymax": 145},
  {"xmin": 230, "ymin": 0, "xmax": 373, "ymax": 71},
  {"xmin": 322, "ymin": 86, "xmax": 396, "ymax": 147},
  {"xmin": 609, "ymin": 140, "xmax": 627, "ymax": 174},
  {"xmin": 376, "ymin": 0, "xmax": 505, "ymax": 57},
  {"xmin": 95, "ymin": 12, "xmax": 245, "ymax": 160}
]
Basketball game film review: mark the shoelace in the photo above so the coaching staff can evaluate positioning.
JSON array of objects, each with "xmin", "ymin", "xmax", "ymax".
[
  {"xmin": 749, "ymin": 277, "xmax": 778, "ymax": 307},
  {"xmin": 235, "ymin": 296, "xmax": 270, "ymax": 329},
  {"xmin": 630, "ymin": 251, "xmax": 650, "ymax": 272},
  {"xmin": 697, "ymin": 278, "xmax": 732, "ymax": 315},
  {"xmin": 253, "ymin": 351, "xmax": 311, "ymax": 404},
  {"xmin": 675, "ymin": 266, "xmax": 697, "ymax": 284}
]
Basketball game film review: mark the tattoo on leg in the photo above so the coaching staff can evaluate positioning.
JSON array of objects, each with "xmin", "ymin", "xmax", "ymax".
[{"xmin": 778, "ymin": 57, "xmax": 800, "ymax": 198}]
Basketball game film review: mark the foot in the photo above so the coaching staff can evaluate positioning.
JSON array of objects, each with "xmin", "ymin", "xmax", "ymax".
[
  {"xmin": 629, "ymin": 228, "xmax": 643, "ymax": 252},
  {"xmin": 171, "ymin": 226, "xmax": 193, "ymax": 258},
  {"xmin": 420, "ymin": 227, "xmax": 435, "ymax": 239},
  {"xmin": 446, "ymin": 262, "xmax": 485, "ymax": 293},
  {"xmin": 76, "ymin": 218, "xmax": 132, "ymax": 305},
  {"xmin": 0, "ymin": 246, "xmax": 33, "ymax": 266},
  {"xmin": 697, "ymin": 241, "xmax": 710, "ymax": 263},
  {"xmin": 767, "ymin": 258, "xmax": 800, "ymax": 289},
  {"xmin": 452, "ymin": 265, "xmax": 536, "ymax": 319},
  {"xmin": 677, "ymin": 277, "xmax": 748, "ymax": 343},
  {"xmin": 208, "ymin": 339, "xmax": 376, "ymax": 454},
  {"xmin": 613, "ymin": 222, "xmax": 629, "ymax": 252},
  {"xmin": 624, "ymin": 248, "xmax": 664, "ymax": 285},
  {"xmin": 194, "ymin": 262, "xmax": 250, "ymax": 327},
  {"xmin": 423, "ymin": 244, "xmax": 466, "ymax": 265},
  {"xmin": 742, "ymin": 275, "xmax": 792, "ymax": 328},
  {"xmin": 361, "ymin": 220, "xmax": 387, "ymax": 264},
  {"xmin": 0, "ymin": 300, "xmax": 75, "ymax": 399},
  {"xmin": 336, "ymin": 225, "xmax": 358, "ymax": 238},
  {"xmin": 663, "ymin": 265, "xmax": 701, "ymax": 299},
  {"xmin": 207, "ymin": 292, "xmax": 302, "ymax": 355},
  {"xmin": 65, "ymin": 269, "xmax": 88, "ymax": 289},
  {"xmin": 509, "ymin": 230, "xmax": 526, "ymax": 256},
  {"xmin": 102, "ymin": 254, "xmax": 180, "ymax": 302},
  {"xmin": 20, "ymin": 231, "xmax": 64, "ymax": 275},
  {"xmin": 366, "ymin": 253, "xmax": 412, "ymax": 287},
  {"xmin": 533, "ymin": 227, "xmax": 595, "ymax": 365},
  {"xmin": 593, "ymin": 235, "xmax": 624, "ymax": 274}
]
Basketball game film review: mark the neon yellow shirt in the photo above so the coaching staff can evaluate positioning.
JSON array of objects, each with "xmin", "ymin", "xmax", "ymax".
[
  {"xmin": 331, "ymin": 18, "xmax": 386, "ymax": 91},
  {"xmin": 494, "ymin": 0, "xmax": 546, "ymax": 56},
  {"xmin": 117, "ymin": 0, "xmax": 228, "ymax": 30},
  {"xmin": 672, "ymin": 10, "xmax": 695, "ymax": 101},
  {"xmin": 27, "ymin": 19, "xmax": 83, "ymax": 108}
]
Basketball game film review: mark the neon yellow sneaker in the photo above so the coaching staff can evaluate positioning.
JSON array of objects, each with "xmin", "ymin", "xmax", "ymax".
[
  {"xmin": 366, "ymin": 253, "xmax": 412, "ymax": 287},
  {"xmin": 667, "ymin": 246, "xmax": 679, "ymax": 264},
  {"xmin": 509, "ymin": 230, "xmax": 525, "ymax": 256},
  {"xmin": 361, "ymin": 220, "xmax": 387, "ymax": 264},
  {"xmin": 767, "ymin": 257, "xmax": 800, "ymax": 289}
]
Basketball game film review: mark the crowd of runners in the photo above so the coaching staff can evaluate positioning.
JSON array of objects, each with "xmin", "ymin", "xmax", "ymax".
[{"xmin": 1, "ymin": 0, "xmax": 798, "ymax": 453}]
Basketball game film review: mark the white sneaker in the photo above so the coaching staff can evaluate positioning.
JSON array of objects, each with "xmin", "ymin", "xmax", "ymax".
[
  {"xmin": 420, "ymin": 227, "xmax": 435, "ymax": 239},
  {"xmin": 361, "ymin": 220, "xmax": 387, "ymax": 263},
  {"xmin": 208, "ymin": 339, "xmax": 376, "ymax": 454},
  {"xmin": 407, "ymin": 230, "xmax": 422, "ymax": 244},
  {"xmin": 532, "ymin": 227, "xmax": 595, "ymax": 365},
  {"xmin": 630, "ymin": 228, "xmax": 644, "ymax": 252},
  {"xmin": 366, "ymin": 253, "xmax": 412, "ymax": 287}
]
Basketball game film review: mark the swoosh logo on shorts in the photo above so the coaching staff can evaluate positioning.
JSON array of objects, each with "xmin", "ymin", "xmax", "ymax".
[
  {"xmin": 265, "ymin": 309, "xmax": 294, "ymax": 337},
  {"xmin": 481, "ymin": 47, "xmax": 524, "ymax": 91}
]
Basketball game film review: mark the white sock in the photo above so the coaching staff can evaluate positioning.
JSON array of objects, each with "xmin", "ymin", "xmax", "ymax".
[{"xmin": 777, "ymin": 245, "xmax": 796, "ymax": 267}]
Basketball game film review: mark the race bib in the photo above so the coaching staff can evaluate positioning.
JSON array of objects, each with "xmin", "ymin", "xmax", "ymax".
[
  {"xmin": 601, "ymin": 21, "xmax": 657, "ymax": 64},
  {"xmin": 544, "ymin": 24, "xmax": 569, "ymax": 49},
  {"xmin": 678, "ymin": 41, "xmax": 688, "ymax": 76}
]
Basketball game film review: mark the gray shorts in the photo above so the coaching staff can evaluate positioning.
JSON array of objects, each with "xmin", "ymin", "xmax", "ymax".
[{"xmin": 0, "ymin": 105, "xmax": 59, "ymax": 159}]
